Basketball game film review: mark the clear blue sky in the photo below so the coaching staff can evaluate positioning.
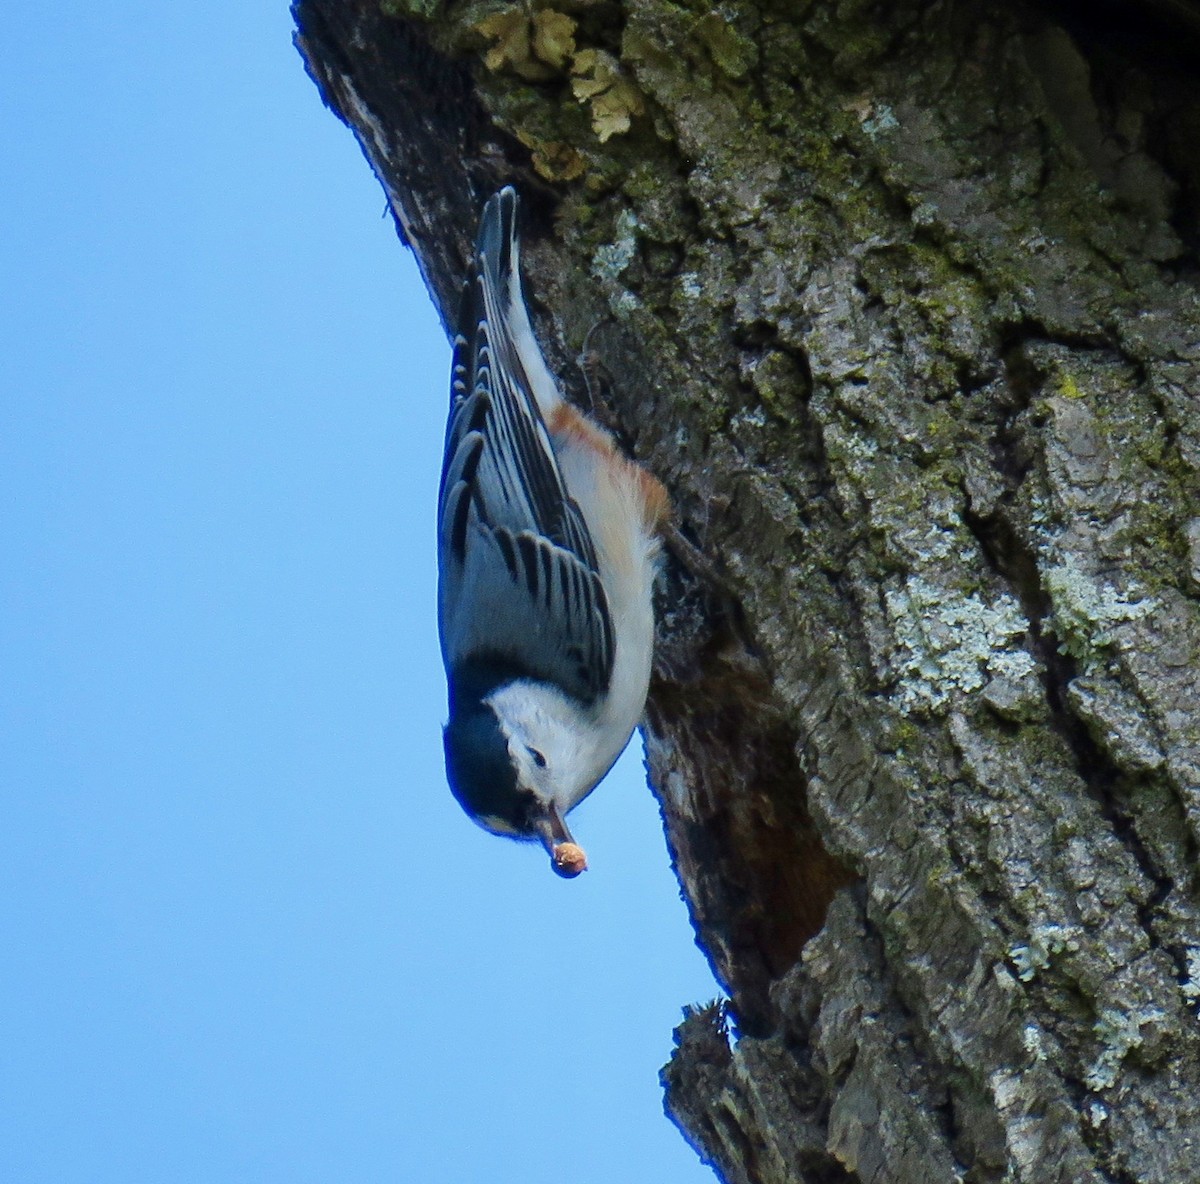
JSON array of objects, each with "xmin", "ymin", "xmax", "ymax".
[{"xmin": 1, "ymin": 5, "xmax": 719, "ymax": 1182}]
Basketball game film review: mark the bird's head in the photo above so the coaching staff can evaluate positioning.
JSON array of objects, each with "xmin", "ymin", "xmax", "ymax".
[{"xmin": 443, "ymin": 686, "xmax": 588, "ymax": 878}]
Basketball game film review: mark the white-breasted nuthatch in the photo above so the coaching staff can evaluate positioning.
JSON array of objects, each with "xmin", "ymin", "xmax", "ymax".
[{"xmin": 438, "ymin": 187, "xmax": 667, "ymax": 878}]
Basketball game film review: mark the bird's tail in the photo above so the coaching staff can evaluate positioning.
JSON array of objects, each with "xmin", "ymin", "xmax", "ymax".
[
  {"xmin": 475, "ymin": 187, "xmax": 561, "ymax": 419},
  {"xmin": 476, "ymin": 186, "xmax": 518, "ymax": 303}
]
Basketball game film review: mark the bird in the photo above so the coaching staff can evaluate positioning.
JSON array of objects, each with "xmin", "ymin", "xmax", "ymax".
[{"xmin": 437, "ymin": 186, "xmax": 668, "ymax": 877}]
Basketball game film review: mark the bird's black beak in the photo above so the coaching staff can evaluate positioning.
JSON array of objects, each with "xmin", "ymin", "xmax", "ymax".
[{"xmin": 535, "ymin": 802, "xmax": 587, "ymax": 878}]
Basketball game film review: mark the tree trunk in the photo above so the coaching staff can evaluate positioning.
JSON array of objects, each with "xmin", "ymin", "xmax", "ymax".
[{"xmin": 292, "ymin": 0, "xmax": 1200, "ymax": 1178}]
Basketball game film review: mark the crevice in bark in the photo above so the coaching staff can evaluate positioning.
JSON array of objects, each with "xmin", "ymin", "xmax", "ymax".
[
  {"xmin": 959, "ymin": 452, "xmax": 1194, "ymax": 1127},
  {"xmin": 962, "ymin": 456, "xmax": 1176, "ymax": 923},
  {"xmin": 853, "ymin": 906, "xmax": 970, "ymax": 1174},
  {"xmin": 647, "ymin": 629, "xmax": 861, "ymax": 1036},
  {"xmin": 961, "ymin": 499, "xmax": 1048, "ymax": 629}
]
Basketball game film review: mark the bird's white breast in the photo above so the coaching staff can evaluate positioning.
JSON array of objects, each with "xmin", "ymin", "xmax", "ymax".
[{"xmin": 551, "ymin": 420, "xmax": 661, "ymax": 790}]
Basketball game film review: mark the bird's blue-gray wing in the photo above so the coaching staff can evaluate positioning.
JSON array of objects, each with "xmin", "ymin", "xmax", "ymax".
[{"xmin": 437, "ymin": 188, "xmax": 614, "ymax": 706}]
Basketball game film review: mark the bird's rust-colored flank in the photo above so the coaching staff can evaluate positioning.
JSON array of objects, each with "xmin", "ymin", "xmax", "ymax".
[{"xmin": 547, "ymin": 400, "xmax": 670, "ymax": 532}]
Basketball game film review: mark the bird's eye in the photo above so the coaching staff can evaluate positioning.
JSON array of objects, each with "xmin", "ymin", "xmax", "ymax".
[{"xmin": 527, "ymin": 747, "xmax": 547, "ymax": 768}]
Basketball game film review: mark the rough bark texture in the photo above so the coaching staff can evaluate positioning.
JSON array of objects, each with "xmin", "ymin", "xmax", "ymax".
[{"xmin": 293, "ymin": 0, "xmax": 1200, "ymax": 1179}]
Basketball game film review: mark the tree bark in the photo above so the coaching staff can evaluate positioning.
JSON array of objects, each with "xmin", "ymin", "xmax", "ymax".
[{"xmin": 293, "ymin": 0, "xmax": 1200, "ymax": 1178}]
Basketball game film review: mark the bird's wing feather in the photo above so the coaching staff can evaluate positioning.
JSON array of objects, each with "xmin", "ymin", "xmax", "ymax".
[{"xmin": 437, "ymin": 190, "xmax": 614, "ymax": 706}]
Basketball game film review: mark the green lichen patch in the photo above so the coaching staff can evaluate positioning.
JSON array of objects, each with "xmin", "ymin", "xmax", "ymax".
[
  {"xmin": 1043, "ymin": 555, "xmax": 1156, "ymax": 663},
  {"xmin": 1010, "ymin": 922, "xmax": 1078, "ymax": 983},
  {"xmin": 591, "ymin": 206, "xmax": 641, "ymax": 281},
  {"xmin": 1086, "ymin": 1005, "xmax": 1165, "ymax": 1092},
  {"xmin": 515, "ymin": 130, "xmax": 587, "ymax": 182},
  {"xmin": 571, "ymin": 48, "xmax": 646, "ymax": 142},
  {"xmin": 886, "ymin": 576, "xmax": 1037, "ymax": 712},
  {"xmin": 475, "ymin": 6, "xmax": 577, "ymax": 81},
  {"xmin": 692, "ymin": 12, "xmax": 758, "ymax": 79}
]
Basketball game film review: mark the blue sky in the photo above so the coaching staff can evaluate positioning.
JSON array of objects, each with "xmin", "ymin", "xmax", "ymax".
[{"xmin": 1, "ymin": 5, "xmax": 718, "ymax": 1181}]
